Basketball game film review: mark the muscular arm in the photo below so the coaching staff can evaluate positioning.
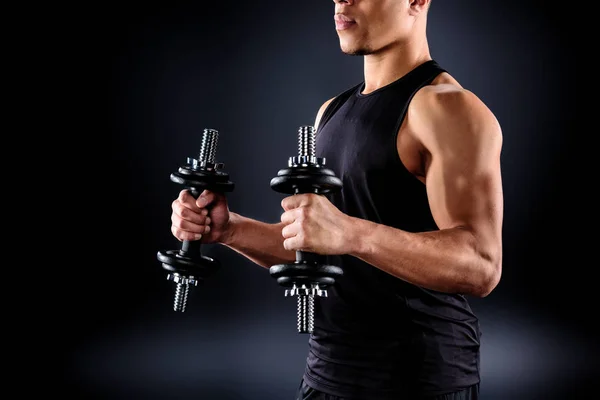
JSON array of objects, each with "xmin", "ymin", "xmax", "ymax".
[
  {"xmin": 351, "ymin": 88, "xmax": 503, "ymax": 297},
  {"xmin": 281, "ymin": 88, "xmax": 503, "ymax": 297},
  {"xmin": 221, "ymin": 212, "xmax": 294, "ymax": 268}
]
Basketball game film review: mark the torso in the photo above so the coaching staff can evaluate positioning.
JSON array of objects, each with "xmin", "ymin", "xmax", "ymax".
[{"xmin": 307, "ymin": 61, "xmax": 482, "ymax": 397}]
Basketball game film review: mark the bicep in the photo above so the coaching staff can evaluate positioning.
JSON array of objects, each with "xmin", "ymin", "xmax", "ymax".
[{"xmin": 426, "ymin": 144, "xmax": 503, "ymax": 235}]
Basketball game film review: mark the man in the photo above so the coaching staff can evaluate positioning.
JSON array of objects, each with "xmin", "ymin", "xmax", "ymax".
[{"xmin": 169, "ymin": 0, "xmax": 503, "ymax": 398}]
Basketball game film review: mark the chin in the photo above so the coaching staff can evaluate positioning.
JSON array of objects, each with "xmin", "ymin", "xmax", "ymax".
[
  {"xmin": 340, "ymin": 43, "xmax": 370, "ymax": 56},
  {"xmin": 338, "ymin": 36, "xmax": 371, "ymax": 56}
]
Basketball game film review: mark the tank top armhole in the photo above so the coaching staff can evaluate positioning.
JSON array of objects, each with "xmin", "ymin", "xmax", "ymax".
[
  {"xmin": 316, "ymin": 82, "xmax": 362, "ymax": 136},
  {"xmin": 391, "ymin": 69, "xmax": 447, "ymax": 174}
]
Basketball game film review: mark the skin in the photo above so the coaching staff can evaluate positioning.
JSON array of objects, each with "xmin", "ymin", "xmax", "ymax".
[{"xmin": 170, "ymin": 0, "xmax": 503, "ymax": 298}]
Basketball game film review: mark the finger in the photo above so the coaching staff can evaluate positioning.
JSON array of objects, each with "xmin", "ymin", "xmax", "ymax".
[
  {"xmin": 170, "ymin": 213, "xmax": 207, "ymax": 235},
  {"xmin": 173, "ymin": 201, "xmax": 210, "ymax": 225},
  {"xmin": 201, "ymin": 217, "xmax": 212, "ymax": 234},
  {"xmin": 283, "ymin": 236, "xmax": 305, "ymax": 252},
  {"xmin": 173, "ymin": 189, "xmax": 208, "ymax": 215},
  {"xmin": 172, "ymin": 216, "xmax": 211, "ymax": 235},
  {"xmin": 281, "ymin": 193, "xmax": 312, "ymax": 211},
  {"xmin": 178, "ymin": 190, "xmax": 204, "ymax": 212},
  {"xmin": 280, "ymin": 209, "xmax": 301, "ymax": 225},
  {"xmin": 281, "ymin": 221, "xmax": 300, "ymax": 239},
  {"xmin": 171, "ymin": 224, "xmax": 203, "ymax": 242},
  {"xmin": 197, "ymin": 190, "xmax": 217, "ymax": 208}
]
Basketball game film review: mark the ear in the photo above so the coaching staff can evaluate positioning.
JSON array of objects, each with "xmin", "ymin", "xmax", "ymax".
[{"xmin": 408, "ymin": 0, "xmax": 429, "ymax": 15}]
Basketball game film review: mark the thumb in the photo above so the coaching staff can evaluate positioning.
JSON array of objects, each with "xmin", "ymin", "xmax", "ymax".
[
  {"xmin": 281, "ymin": 194, "xmax": 303, "ymax": 211},
  {"xmin": 197, "ymin": 190, "xmax": 216, "ymax": 208}
]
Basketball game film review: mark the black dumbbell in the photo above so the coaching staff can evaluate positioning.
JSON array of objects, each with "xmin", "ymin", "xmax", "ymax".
[
  {"xmin": 157, "ymin": 128, "xmax": 234, "ymax": 312},
  {"xmin": 269, "ymin": 125, "xmax": 343, "ymax": 333}
]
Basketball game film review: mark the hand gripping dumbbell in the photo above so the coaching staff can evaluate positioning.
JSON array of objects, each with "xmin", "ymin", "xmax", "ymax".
[
  {"xmin": 269, "ymin": 125, "xmax": 343, "ymax": 334},
  {"xmin": 157, "ymin": 128, "xmax": 234, "ymax": 312}
]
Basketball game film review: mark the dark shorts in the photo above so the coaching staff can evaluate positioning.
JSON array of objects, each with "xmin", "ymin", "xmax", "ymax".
[{"xmin": 294, "ymin": 378, "xmax": 480, "ymax": 400}]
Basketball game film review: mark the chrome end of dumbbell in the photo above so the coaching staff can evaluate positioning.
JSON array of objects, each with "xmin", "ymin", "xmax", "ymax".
[
  {"xmin": 284, "ymin": 283, "xmax": 327, "ymax": 297},
  {"xmin": 288, "ymin": 156, "xmax": 326, "ymax": 168},
  {"xmin": 166, "ymin": 273, "xmax": 199, "ymax": 286}
]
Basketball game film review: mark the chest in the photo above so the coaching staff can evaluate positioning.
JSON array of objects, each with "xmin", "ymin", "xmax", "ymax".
[{"xmin": 316, "ymin": 96, "xmax": 424, "ymax": 182}]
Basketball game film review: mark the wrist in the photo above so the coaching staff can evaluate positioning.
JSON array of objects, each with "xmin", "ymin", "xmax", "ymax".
[
  {"xmin": 220, "ymin": 212, "xmax": 240, "ymax": 246},
  {"xmin": 346, "ymin": 216, "xmax": 373, "ymax": 257}
]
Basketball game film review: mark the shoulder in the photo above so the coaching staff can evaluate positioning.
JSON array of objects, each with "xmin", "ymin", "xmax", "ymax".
[
  {"xmin": 315, "ymin": 82, "xmax": 363, "ymax": 130},
  {"xmin": 314, "ymin": 97, "xmax": 335, "ymax": 130},
  {"xmin": 410, "ymin": 73, "xmax": 502, "ymax": 149}
]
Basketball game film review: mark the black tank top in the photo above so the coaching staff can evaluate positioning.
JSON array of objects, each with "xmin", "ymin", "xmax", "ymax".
[{"xmin": 303, "ymin": 60, "xmax": 481, "ymax": 398}]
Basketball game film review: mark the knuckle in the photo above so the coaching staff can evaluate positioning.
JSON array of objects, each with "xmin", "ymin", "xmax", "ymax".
[
  {"xmin": 281, "ymin": 211, "xmax": 290, "ymax": 223},
  {"xmin": 179, "ymin": 207, "xmax": 189, "ymax": 219},
  {"xmin": 171, "ymin": 214, "xmax": 182, "ymax": 228},
  {"xmin": 302, "ymin": 206, "xmax": 311, "ymax": 218},
  {"xmin": 298, "ymin": 217, "xmax": 308, "ymax": 230},
  {"xmin": 171, "ymin": 226, "xmax": 183, "ymax": 240},
  {"xmin": 180, "ymin": 207, "xmax": 194, "ymax": 220},
  {"xmin": 302, "ymin": 204, "xmax": 313, "ymax": 216}
]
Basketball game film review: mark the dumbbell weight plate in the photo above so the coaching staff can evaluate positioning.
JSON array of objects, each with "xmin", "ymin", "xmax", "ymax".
[{"xmin": 157, "ymin": 249, "xmax": 220, "ymax": 276}]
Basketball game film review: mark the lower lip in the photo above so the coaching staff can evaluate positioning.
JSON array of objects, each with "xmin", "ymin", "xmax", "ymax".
[{"xmin": 335, "ymin": 20, "xmax": 356, "ymax": 31}]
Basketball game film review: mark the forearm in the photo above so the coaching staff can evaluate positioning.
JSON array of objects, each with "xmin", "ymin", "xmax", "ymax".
[
  {"xmin": 350, "ymin": 217, "xmax": 500, "ymax": 297},
  {"xmin": 221, "ymin": 212, "xmax": 295, "ymax": 268}
]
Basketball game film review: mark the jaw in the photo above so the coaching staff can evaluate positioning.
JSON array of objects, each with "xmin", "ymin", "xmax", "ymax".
[{"xmin": 338, "ymin": 30, "xmax": 371, "ymax": 55}]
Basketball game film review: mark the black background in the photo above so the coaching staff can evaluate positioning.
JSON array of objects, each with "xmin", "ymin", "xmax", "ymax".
[{"xmin": 40, "ymin": 1, "xmax": 590, "ymax": 399}]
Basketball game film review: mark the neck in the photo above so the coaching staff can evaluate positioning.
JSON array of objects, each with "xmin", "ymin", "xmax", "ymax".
[{"xmin": 362, "ymin": 35, "xmax": 431, "ymax": 94}]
